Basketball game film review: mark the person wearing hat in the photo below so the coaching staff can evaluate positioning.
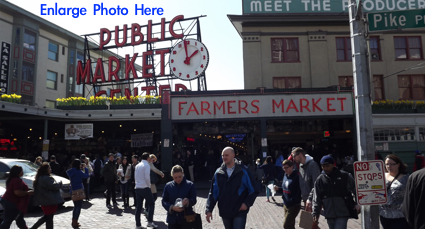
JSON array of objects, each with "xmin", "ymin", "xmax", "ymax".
[
  {"xmin": 311, "ymin": 155, "xmax": 361, "ymax": 229},
  {"xmin": 413, "ymin": 150, "xmax": 425, "ymax": 172}
]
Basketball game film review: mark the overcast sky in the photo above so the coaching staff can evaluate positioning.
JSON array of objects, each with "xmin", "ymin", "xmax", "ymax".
[{"xmin": 11, "ymin": 0, "xmax": 245, "ymax": 92}]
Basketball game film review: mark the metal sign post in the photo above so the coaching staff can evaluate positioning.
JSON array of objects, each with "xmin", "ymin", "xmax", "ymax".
[{"xmin": 349, "ymin": 0, "xmax": 379, "ymax": 228}]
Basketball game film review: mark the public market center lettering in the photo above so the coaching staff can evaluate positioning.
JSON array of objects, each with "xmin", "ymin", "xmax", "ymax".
[{"xmin": 171, "ymin": 94, "xmax": 353, "ymax": 120}]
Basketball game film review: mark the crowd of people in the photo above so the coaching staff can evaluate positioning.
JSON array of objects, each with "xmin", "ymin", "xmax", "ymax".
[{"xmin": 1, "ymin": 146, "xmax": 425, "ymax": 229}]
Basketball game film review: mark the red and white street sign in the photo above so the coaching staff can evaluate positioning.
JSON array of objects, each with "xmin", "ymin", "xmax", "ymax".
[{"xmin": 354, "ymin": 160, "xmax": 387, "ymax": 205}]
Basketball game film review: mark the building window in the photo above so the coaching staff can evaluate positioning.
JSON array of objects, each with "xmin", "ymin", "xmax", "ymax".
[
  {"xmin": 394, "ymin": 36, "xmax": 423, "ymax": 60},
  {"xmin": 45, "ymin": 100, "xmax": 56, "ymax": 108},
  {"xmin": 47, "ymin": 71, "xmax": 57, "ymax": 90},
  {"xmin": 22, "ymin": 62, "xmax": 34, "ymax": 82},
  {"xmin": 398, "ymin": 75, "xmax": 425, "ymax": 100},
  {"xmin": 271, "ymin": 38, "xmax": 299, "ymax": 62},
  {"xmin": 338, "ymin": 76, "xmax": 353, "ymax": 87},
  {"xmin": 23, "ymin": 29, "xmax": 36, "ymax": 50},
  {"xmin": 373, "ymin": 75, "xmax": 385, "ymax": 100},
  {"xmin": 273, "ymin": 77, "xmax": 301, "ymax": 89},
  {"xmin": 48, "ymin": 42, "xmax": 58, "ymax": 61},
  {"xmin": 336, "ymin": 37, "xmax": 352, "ymax": 61},
  {"xmin": 370, "ymin": 36, "xmax": 381, "ymax": 61}
]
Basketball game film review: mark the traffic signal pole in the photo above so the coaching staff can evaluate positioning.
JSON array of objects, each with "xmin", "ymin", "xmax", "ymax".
[{"xmin": 349, "ymin": 1, "xmax": 380, "ymax": 229}]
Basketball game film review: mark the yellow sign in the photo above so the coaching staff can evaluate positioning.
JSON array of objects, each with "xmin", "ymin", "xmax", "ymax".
[{"xmin": 372, "ymin": 185, "xmax": 383, "ymax": 189}]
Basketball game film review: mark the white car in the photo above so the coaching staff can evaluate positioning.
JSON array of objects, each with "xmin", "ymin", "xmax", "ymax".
[
  {"xmin": 0, "ymin": 159, "xmax": 71, "ymax": 211},
  {"xmin": 0, "ymin": 185, "xmax": 5, "ymax": 220}
]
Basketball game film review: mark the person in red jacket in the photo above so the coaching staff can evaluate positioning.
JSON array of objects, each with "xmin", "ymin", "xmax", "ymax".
[{"xmin": 413, "ymin": 150, "xmax": 425, "ymax": 172}]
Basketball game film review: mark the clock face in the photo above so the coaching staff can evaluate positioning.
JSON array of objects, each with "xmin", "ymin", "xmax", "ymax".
[{"xmin": 169, "ymin": 39, "xmax": 209, "ymax": 81}]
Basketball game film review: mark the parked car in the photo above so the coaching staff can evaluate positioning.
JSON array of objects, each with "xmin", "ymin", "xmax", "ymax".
[
  {"xmin": 0, "ymin": 185, "xmax": 5, "ymax": 221},
  {"xmin": 0, "ymin": 158, "xmax": 71, "ymax": 211}
]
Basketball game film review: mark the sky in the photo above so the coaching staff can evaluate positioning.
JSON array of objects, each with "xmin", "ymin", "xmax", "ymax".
[{"xmin": 10, "ymin": 0, "xmax": 245, "ymax": 92}]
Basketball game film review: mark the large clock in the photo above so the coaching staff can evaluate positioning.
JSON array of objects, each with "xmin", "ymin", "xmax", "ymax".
[{"xmin": 169, "ymin": 39, "xmax": 209, "ymax": 81}]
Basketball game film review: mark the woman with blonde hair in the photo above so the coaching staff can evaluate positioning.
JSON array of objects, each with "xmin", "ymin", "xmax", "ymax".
[{"xmin": 34, "ymin": 156, "xmax": 43, "ymax": 166}]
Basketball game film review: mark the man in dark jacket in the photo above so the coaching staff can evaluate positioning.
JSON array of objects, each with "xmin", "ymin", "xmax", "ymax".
[
  {"xmin": 312, "ymin": 155, "xmax": 360, "ymax": 229},
  {"xmin": 402, "ymin": 168, "xmax": 425, "ymax": 229},
  {"xmin": 205, "ymin": 147, "xmax": 259, "ymax": 229},
  {"xmin": 102, "ymin": 153, "xmax": 118, "ymax": 207},
  {"xmin": 274, "ymin": 159, "xmax": 301, "ymax": 229},
  {"xmin": 49, "ymin": 155, "xmax": 61, "ymax": 175}
]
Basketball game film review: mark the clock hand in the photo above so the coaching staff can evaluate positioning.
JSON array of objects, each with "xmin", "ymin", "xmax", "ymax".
[
  {"xmin": 184, "ymin": 40, "xmax": 189, "ymax": 65},
  {"xmin": 185, "ymin": 50, "xmax": 199, "ymax": 65}
]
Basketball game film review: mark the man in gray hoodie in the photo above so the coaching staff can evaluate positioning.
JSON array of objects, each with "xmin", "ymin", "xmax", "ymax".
[{"xmin": 291, "ymin": 147, "xmax": 320, "ymax": 211}]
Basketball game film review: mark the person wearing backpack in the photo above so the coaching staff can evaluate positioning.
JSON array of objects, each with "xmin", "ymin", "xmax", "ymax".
[{"xmin": 311, "ymin": 155, "xmax": 361, "ymax": 229}]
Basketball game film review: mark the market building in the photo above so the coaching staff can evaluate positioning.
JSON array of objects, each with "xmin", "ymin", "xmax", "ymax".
[{"xmin": 1, "ymin": 0, "xmax": 425, "ymax": 176}]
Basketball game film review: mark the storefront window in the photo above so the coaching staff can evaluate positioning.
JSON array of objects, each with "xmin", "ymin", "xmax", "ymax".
[{"xmin": 374, "ymin": 127, "xmax": 415, "ymax": 141}]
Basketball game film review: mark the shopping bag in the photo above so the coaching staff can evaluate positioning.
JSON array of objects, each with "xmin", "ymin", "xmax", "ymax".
[{"xmin": 298, "ymin": 210, "xmax": 314, "ymax": 229}]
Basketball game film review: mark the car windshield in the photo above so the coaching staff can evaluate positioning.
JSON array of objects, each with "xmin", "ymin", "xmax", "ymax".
[{"xmin": 6, "ymin": 161, "xmax": 38, "ymax": 176}]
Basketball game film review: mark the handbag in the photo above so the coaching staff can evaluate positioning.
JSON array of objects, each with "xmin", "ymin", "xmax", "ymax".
[
  {"xmin": 71, "ymin": 188, "xmax": 85, "ymax": 201},
  {"xmin": 182, "ymin": 209, "xmax": 202, "ymax": 229}
]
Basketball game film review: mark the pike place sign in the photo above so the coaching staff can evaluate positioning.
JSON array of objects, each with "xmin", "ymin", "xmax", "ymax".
[{"xmin": 368, "ymin": 8, "xmax": 425, "ymax": 31}]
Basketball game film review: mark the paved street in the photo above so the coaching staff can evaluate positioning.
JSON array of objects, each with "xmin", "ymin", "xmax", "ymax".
[{"xmin": 11, "ymin": 188, "xmax": 363, "ymax": 229}]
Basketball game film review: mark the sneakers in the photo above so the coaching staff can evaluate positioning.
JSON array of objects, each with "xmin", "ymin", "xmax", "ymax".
[
  {"xmin": 143, "ymin": 210, "xmax": 148, "ymax": 215},
  {"xmin": 135, "ymin": 226, "xmax": 145, "ymax": 229},
  {"xmin": 106, "ymin": 204, "xmax": 112, "ymax": 208},
  {"xmin": 147, "ymin": 222, "xmax": 158, "ymax": 228},
  {"xmin": 271, "ymin": 197, "xmax": 276, "ymax": 202},
  {"xmin": 113, "ymin": 202, "xmax": 119, "ymax": 206},
  {"xmin": 266, "ymin": 199, "xmax": 270, "ymax": 202}
]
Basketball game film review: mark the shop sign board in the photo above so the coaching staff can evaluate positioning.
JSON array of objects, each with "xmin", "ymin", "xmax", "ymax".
[
  {"xmin": 368, "ymin": 8, "xmax": 425, "ymax": 31},
  {"xmin": 131, "ymin": 133, "xmax": 153, "ymax": 147},
  {"xmin": 171, "ymin": 93, "xmax": 353, "ymax": 120},
  {"xmin": 354, "ymin": 160, "xmax": 387, "ymax": 205},
  {"xmin": 1, "ymin": 41, "xmax": 11, "ymax": 95},
  {"xmin": 65, "ymin": 123, "xmax": 93, "ymax": 140},
  {"xmin": 243, "ymin": 0, "xmax": 425, "ymax": 14}
]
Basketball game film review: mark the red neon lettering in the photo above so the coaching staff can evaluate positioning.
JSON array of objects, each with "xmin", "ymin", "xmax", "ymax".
[
  {"xmin": 125, "ymin": 88, "xmax": 132, "ymax": 100},
  {"xmin": 178, "ymin": 102, "xmax": 187, "ymax": 115},
  {"xmin": 125, "ymin": 53, "xmax": 138, "ymax": 80},
  {"xmin": 147, "ymin": 20, "xmax": 158, "ymax": 43},
  {"xmin": 110, "ymin": 89, "xmax": 121, "ymax": 98},
  {"xmin": 76, "ymin": 59, "xmax": 91, "ymax": 85},
  {"xmin": 142, "ymin": 51, "xmax": 153, "ymax": 78},
  {"xmin": 169, "ymin": 15, "xmax": 184, "ymax": 39},
  {"xmin": 251, "ymin": 100, "xmax": 260, "ymax": 114},
  {"xmin": 227, "ymin": 101, "xmax": 236, "ymax": 114},
  {"xmin": 175, "ymin": 84, "xmax": 187, "ymax": 91},
  {"xmin": 99, "ymin": 28, "xmax": 111, "ymax": 50},
  {"xmin": 115, "ymin": 25, "xmax": 127, "ymax": 47},
  {"xmin": 239, "ymin": 100, "xmax": 249, "ymax": 114},
  {"xmin": 300, "ymin": 99, "xmax": 311, "ymax": 112},
  {"xmin": 95, "ymin": 90, "xmax": 106, "ymax": 98},
  {"xmin": 272, "ymin": 99, "xmax": 284, "ymax": 113},
  {"xmin": 327, "ymin": 98, "xmax": 336, "ymax": 111},
  {"xmin": 156, "ymin": 49, "xmax": 170, "ymax": 76},
  {"xmin": 131, "ymin": 23, "xmax": 143, "ymax": 46},
  {"xmin": 286, "ymin": 99, "xmax": 299, "ymax": 112},
  {"xmin": 108, "ymin": 56, "xmax": 120, "ymax": 82},
  {"xmin": 214, "ymin": 101, "xmax": 225, "ymax": 114},
  {"xmin": 187, "ymin": 102, "xmax": 199, "ymax": 115},
  {"xmin": 160, "ymin": 18, "xmax": 165, "ymax": 40},
  {"xmin": 158, "ymin": 85, "xmax": 170, "ymax": 97},
  {"xmin": 201, "ymin": 101, "xmax": 212, "ymax": 115},
  {"xmin": 337, "ymin": 97, "xmax": 346, "ymax": 111},
  {"xmin": 141, "ymin": 86, "xmax": 155, "ymax": 95},
  {"xmin": 93, "ymin": 58, "xmax": 106, "ymax": 83},
  {"xmin": 312, "ymin": 98, "xmax": 322, "ymax": 112}
]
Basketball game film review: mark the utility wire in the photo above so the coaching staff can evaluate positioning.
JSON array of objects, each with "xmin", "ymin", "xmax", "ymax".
[{"xmin": 371, "ymin": 61, "xmax": 425, "ymax": 84}]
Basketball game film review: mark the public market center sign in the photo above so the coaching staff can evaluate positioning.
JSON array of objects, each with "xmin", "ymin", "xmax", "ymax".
[
  {"xmin": 243, "ymin": 0, "xmax": 425, "ymax": 14},
  {"xmin": 171, "ymin": 93, "xmax": 353, "ymax": 120}
]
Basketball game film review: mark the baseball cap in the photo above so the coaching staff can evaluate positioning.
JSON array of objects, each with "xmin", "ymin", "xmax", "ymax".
[{"xmin": 320, "ymin": 155, "xmax": 335, "ymax": 165}]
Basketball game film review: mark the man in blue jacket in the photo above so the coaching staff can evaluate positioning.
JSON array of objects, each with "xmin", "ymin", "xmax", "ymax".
[{"xmin": 205, "ymin": 146, "xmax": 259, "ymax": 229}]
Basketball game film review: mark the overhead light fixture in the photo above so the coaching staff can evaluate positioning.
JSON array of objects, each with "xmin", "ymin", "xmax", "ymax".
[
  {"xmin": 205, "ymin": 121, "xmax": 207, "ymax": 123},
  {"xmin": 55, "ymin": 133, "xmax": 57, "ymax": 135},
  {"xmin": 346, "ymin": 130, "xmax": 351, "ymax": 133},
  {"xmin": 39, "ymin": 137, "xmax": 42, "ymax": 140},
  {"xmin": 102, "ymin": 131, "xmax": 104, "ymax": 133},
  {"xmin": 285, "ymin": 132, "xmax": 289, "ymax": 134},
  {"xmin": 28, "ymin": 136, "xmax": 30, "ymax": 139},
  {"xmin": 10, "ymin": 134, "xmax": 13, "ymax": 136},
  {"xmin": 13, "ymin": 138, "xmax": 17, "ymax": 141},
  {"xmin": 152, "ymin": 131, "xmax": 154, "ymax": 133},
  {"xmin": 120, "ymin": 125, "xmax": 122, "ymax": 128},
  {"xmin": 29, "ymin": 128, "xmax": 32, "ymax": 131},
  {"xmin": 134, "ymin": 129, "xmax": 136, "ymax": 132}
]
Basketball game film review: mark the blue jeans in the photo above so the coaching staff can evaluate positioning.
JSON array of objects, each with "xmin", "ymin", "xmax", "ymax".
[
  {"xmin": 0, "ymin": 198, "xmax": 27, "ymax": 229},
  {"xmin": 222, "ymin": 215, "xmax": 247, "ymax": 229},
  {"xmin": 266, "ymin": 180, "xmax": 274, "ymax": 200},
  {"xmin": 326, "ymin": 217, "xmax": 349, "ymax": 229},
  {"xmin": 135, "ymin": 188, "xmax": 154, "ymax": 226},
  {"xmin": 120, "ymin": 182, "xmax": 129, "ymax": 195},
  {"xmin": 72, "ymin": 200, "xmax": 83, "ymax": 221}
]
